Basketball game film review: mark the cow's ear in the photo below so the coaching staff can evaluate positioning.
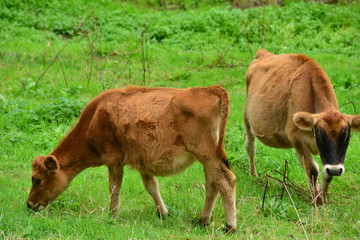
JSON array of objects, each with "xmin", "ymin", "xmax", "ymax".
[
  {"xmin": 44, "ymin": 155, "xmax": 60, "ymax": 172},
  {"xmin": 349, "ymin": 115, "xmax": 360, "ymax": 132},
  {"xmin": 293, "ymin": 112, "xmax": 317, "ymax": 131}
]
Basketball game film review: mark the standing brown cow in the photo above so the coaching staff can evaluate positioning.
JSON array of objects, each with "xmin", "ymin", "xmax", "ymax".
[
  {"xmin": 244, "ymin": 49, "xmax": 360, "ymax": 204},
  {"xmin": 27, "ymin": 85, "xmax": 236, "ymax": 232}
]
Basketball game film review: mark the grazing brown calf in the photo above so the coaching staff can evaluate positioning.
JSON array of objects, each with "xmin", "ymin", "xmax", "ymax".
[
  {"xmin": 27, "ymin": 85, "xmax": 236, "ymax": 231},
  {"xmin": 244, "ymin": 49, "xmax": 360, "ymax": 204}
]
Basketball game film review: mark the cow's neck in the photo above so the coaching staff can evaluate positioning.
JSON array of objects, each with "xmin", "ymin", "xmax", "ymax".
[
  {"xmin": 311, "ymin": 75, "xmax": 339, "ymax": 113},
  {"xmin": 50, "ymin": 124, "xmax": 102, "ymax": 181},
  {"xmin": 314, "ymin": 97, "xmax": 338, "ymax": 114}
]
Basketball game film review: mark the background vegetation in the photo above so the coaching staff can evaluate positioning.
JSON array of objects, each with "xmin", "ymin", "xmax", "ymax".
[{"xmin": 1, "ymin": 0, "xmax": 359, "ymax": 239}]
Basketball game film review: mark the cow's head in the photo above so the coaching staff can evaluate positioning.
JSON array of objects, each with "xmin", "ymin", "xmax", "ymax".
[
  {"xmin": 27, "ymin": 155, "xmax": 69, "ymax": 211},
  {"xmin": 293, "ymin": 111, "xmax": 360, "ymax": 177}
]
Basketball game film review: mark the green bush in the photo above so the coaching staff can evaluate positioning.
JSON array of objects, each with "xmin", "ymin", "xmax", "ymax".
[
  {"xmin": 2, "ymin": 0, "xmax": 359, "ymax": 53},
  {"xmin": 1, "ymin": 1, "xmax": 360, "ymax": 238}
]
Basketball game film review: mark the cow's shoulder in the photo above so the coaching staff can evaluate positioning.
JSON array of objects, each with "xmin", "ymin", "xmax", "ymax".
[{"xmin": 289, "ymin": 53, "xmax": 327, "ymax": 77}]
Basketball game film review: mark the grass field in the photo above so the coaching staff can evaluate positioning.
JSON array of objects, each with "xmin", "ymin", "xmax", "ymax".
[{"xmin": 1, "ymin": 0, "xmax": 360, "ymax": 239}]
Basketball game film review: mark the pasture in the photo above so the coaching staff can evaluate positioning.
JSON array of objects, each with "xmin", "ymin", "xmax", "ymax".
[{"xmin": 1, "ymin": 0, "xmax": 360, "ymax": 239}]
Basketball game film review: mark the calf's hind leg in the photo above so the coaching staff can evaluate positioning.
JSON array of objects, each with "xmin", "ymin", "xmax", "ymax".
[
  {"xmin": 199, "ymin": 169, "xmax": 219, "ymax": 226},
  {"xmin": 141, "ymin": 173, "xmax": 168, "ymax": 218},
  {"xmin": 200, "ymin": 159, "xmax": 237, "ymax": 232}
]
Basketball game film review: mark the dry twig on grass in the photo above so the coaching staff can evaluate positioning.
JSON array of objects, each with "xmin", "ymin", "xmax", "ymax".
[{"xmin": 262, "ymin": 160, "xmax": 353, "ymax": 205}]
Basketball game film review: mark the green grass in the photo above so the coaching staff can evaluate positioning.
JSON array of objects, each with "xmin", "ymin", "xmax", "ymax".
[{"xmin": 1, "ymin": 0, "xmax": 360, "ymax": 239}]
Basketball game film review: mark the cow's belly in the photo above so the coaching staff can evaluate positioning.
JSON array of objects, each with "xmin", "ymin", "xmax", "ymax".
[
  {"xmin": 246, "ymin": 96, "xmax": 292, "ymax": 148},
  {"xmin": 249, "ymin": 116, "xmax": 292, "ymax": 148},
  {"xmin": 255, "ymin": 132, "xmax": 292, "ymax": 148}
]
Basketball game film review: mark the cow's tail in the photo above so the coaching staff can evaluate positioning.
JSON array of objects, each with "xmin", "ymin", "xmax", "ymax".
[{"xmin": 209, "ymin": 85, "xmax": 231, "ymax": 169}]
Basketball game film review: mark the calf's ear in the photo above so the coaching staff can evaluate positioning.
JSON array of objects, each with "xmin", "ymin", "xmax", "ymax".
[
  {"xmin": 293, "ymin": 112, "xmax": 317, "ymax": 131},
  {"xmin": 349, "ymin": 115, "xmax": 360, "ymax": 132},
  {"xmin": 44, "ymin": 155, "xmax": 60, "ymax": 172}
]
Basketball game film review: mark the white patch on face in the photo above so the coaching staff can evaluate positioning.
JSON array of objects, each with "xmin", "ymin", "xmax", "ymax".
[{"xmin": 323, "ymin": 164, "xmax": 345, "ymax": 177}]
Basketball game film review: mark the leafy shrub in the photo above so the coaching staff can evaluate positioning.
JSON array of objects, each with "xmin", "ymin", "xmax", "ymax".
[
  {"xmin": 1, "ymin": 89, "xmax": 86, "ymax": 135},
  {"xmin": 1, "ymin": 0, "xmax": 359, "ymax": 54}
]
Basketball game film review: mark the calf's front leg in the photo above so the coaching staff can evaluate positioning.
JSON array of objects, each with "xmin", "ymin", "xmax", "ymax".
[{"xmin": 108, "ymin": 163, "xmax": 124, "ymax": 216}]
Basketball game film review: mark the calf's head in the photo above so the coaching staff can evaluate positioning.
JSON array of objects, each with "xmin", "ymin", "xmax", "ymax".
[
  {"xmin": 293, "ymin": 111, "xmax": 360, "ymax": 177},
  {"xmin": 27, "ymin": 155, "xmax": 69, "ymax": 211}
]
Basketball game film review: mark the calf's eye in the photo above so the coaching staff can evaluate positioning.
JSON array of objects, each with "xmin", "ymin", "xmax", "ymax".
[{"xmin": 32, "ymin": 177, "xmax": 42, "ymax": 186}]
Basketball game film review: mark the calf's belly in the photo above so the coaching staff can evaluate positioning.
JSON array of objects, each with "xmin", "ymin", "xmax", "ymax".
[{"xmin": 136, "ymin": 151, "xmax": 197, "ymax": 176}]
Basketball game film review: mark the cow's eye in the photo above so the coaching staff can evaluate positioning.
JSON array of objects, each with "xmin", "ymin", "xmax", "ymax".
[
  {"xmin": 32, "ymin": 177, "xmax": 41, "ymax": 186},
  {"xmin": 342, "ymin": 127, "xmax": 351, "ymax": 143}
]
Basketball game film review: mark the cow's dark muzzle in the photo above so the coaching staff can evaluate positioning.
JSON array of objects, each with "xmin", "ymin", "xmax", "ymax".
[
  {"xmin": 324, "ymin": 165, "xmax": 344, "ymax": 176},
  {"xmin": 327, "ymin": 168, "xmax": 342, "ymax": 176}
]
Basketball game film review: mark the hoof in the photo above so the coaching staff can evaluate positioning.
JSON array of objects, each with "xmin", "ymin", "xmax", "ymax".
[
  {"xmin": 198, "ymin": 217, "xmax": 209, "ymax": 227},
  {"xmin": 313, "ymin": 195, "xmax": 325, "ymax": 206},
  {"xmin": 157, "ymin": 211, "xmax": 169, "ymax": 219},
  {"xmin": 225, "ymin": 224, "xmax": 236, "ymax": 233}
]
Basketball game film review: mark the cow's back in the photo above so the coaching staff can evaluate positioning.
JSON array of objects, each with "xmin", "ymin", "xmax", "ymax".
[{"xmin": 244, "ymin": 49, "xmax": 338, "ymax": 148}]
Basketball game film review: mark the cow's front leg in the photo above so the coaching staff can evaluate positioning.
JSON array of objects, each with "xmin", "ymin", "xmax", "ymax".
[
  {"xmin": 295, "ymin": 148, "xmax": 323, "ymax": 205},
  {"xmin": 108, "ymin": 163, "xmax": 124, "ymax": 216},
  {"xmin": 321, "ymin": 174, "xmax": 333, "ymax": 201},
  {"xmin": 140, "ymin": 173, "xmax": 168, "ymax": 218}
]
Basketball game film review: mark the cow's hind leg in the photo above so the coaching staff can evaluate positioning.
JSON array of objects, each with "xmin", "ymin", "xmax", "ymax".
[
  {"xmin": 108, "ymin": 162, "xmax": 124, "ymax": 216},
  {"xmin": 140, "ymin": 173, "xmax": 168, "ymax": 218},
  {"xmin": 200, "ymin": 159, "xmax": 237, "ymax": 232},
  {"xmin": 244, "ymin": 115, "xmax": 258, "ymax": 177}
]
